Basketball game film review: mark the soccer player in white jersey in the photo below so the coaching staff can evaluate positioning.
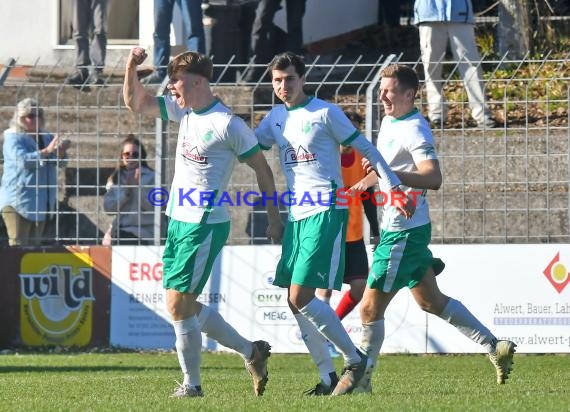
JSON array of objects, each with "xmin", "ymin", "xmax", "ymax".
[
  {"xmin": 332, "ymin": 64, "xmax": 517, "ymax": 395},
  {"xmin": 123, "ymin": 47, "xmax": 283, "ymax": 398},
  {"xmin": 255, "ymin": 51, "xmax": 416, "ymax": 395}
]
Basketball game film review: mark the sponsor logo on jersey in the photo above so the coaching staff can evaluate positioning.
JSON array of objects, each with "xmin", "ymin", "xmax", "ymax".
[
  {"xmin": 284, "ymin": 145, "xmax": 317, "ymax": 165},
  {"xmin": 182, "ymin": 143, "xmax": 208, "ymax": 164}
]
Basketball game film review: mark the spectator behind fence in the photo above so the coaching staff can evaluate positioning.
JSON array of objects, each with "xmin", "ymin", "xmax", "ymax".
[
  {"xmin": 103, "ymin": 135, "xmax": 156, "ymax": 245},
  {"xmin": 65, "ymin": 0, "xmax": 108, "ymax": 88},
  {"xmin": 243, "ymin": 0, "xmax": 307, "ymax": 82},
  {"xmin": 142, "ymin": 0, "xmax": 206, "ymax": 84},
  {"xmin": 0, "ymin": 98, "xmax": 69, "ymax": 246},
  {"xmin": 414, "ymin": 0, "xmax": 496, "ymax": 128}
]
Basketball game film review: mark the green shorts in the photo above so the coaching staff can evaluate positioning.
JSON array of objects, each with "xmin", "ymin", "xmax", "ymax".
[
  {"xmin": 368, "ymin": 223, "xmax": 433, "ymax": 292},
  {"xmin": 162, "ymin": 218, "xmax": 230, "ymax": 294},
  {"xmin": 274, "ymin": 209, "xmax": 347, "ymax": 290}
]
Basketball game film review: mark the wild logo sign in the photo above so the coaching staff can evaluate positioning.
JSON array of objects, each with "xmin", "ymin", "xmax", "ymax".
[{"xmin": 19, "ymin": 253, "xmax": 95, "ymax": 346}]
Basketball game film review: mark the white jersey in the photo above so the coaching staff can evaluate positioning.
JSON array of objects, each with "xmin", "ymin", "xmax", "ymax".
[
  {"xmin": 377, "ymin": 108, "xmax": 437, "ymax": 232},
  {"xmin": 159, "ymin": 96, "xmax": 259, "ymax": 223},
  {"xmin": 255, "ymin": 97, "xmax": 355, "ymax": 221}
]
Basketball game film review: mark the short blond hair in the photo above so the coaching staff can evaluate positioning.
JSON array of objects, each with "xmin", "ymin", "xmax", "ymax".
[
  {"xmin": 167, "ymin": 51, "xmax": 213, "ymax": 81},
  {"xmin": 380, "ymin": 64, "xmax": 419, "ymax": 95}
]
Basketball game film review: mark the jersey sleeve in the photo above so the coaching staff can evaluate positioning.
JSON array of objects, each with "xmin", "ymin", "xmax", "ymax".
[
  {"xmin": 157, "ymin": 95, "xmax": 187, "ymax": 122},
  {"xmin": 226, "ymin": 116, "xmax": 260, "ymax": 162},
  {"xmin": 254, "ymin": 112, "xmax": 275, "ymax": 150},
  {"xmin": 325, "ymin": 104, "xmax": 359, "ymax": 145},
  {"xmin": 408, "ymin": 123, "xmax": 438, "ymax": 165}
]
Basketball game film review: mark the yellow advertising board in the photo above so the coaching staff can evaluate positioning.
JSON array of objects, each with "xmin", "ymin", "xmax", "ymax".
[{"xmin": 20, "ymin": 252, "xmax": 95, "ymax": 346}]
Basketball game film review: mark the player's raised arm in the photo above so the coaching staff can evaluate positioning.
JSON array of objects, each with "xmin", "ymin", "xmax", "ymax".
[{"xmin": 123, "ymin": 47, "xmax": 161, "ymax": 118}]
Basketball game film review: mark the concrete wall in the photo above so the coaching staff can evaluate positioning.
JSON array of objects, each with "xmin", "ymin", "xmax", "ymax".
[{"xmin": 0, "ymin": 0, "xmax": 378, "ymax": 65}]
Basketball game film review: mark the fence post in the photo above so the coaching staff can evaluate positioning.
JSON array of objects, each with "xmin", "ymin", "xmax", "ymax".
[{"xmin": 155, "ymin": 78, "xmax": 170, "ymax": 245}]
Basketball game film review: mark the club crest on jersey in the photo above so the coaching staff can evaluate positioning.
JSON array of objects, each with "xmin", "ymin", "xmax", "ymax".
[
  {"xmin": 284, "ymin": 145, "xmax": 317, "ymax": 165},
  {"xmin": 202, "ymin": 130, "xmax": 214, "ymax": 142},
  {"xmin": 302, "ymin": 120, "xmax": 312, "ymax": 134}
]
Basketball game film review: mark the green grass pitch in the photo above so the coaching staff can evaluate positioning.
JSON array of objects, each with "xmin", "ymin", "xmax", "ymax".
[{"xmin": 1, "ymin": 351, "xmax": 569, "ymax": 411}]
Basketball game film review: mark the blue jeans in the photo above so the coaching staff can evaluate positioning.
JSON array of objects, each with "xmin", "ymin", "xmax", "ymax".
[{"xmin": 153, "ymin": 0, "xmax": 205, "ymax": 76}]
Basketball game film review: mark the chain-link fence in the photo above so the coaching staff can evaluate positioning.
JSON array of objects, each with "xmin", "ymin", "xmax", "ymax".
[{"xmin": 0, "ymin": 52, "xmax": 568, "ymax": 246}]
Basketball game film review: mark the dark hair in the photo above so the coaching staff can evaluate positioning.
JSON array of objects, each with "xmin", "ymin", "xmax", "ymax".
[
  {"xmin": 268, "ymin": 51, "xmax": 306, "ymax": 78},
  {"xmin": 380, "ymin": 64, "xmax": 419, "ymax": 95},
  {"xmin": 343, "ymin": 110, "xmax": 363, "ymax": 126},
  {"xmin": 108, "ymin": 134, "xmax": 151, "ymax": 185},
  {"xmin": 168, "ymin": 51, "xmax": 213, "ymax": 81}
]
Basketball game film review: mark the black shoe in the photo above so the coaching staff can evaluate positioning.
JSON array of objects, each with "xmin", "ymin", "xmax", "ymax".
[
  {"xmin": 64, "ymin": 70, "xmax": 88, "ymax": 88},
  {"xmin": 303, "ymin": 372, "xmax": 339, "ymax": 396},
  {"xmin": 477, "ymin": 117, "xmax": 500, "ymax": 128},
  {"xmin": 142, "ymin": 71, "xmax": 166, "ymax": 84},
  {"xmin": 429, "ymin": 118, "xmax": 449, "ymax": 129},
  {"xmin": 90, "ymin": 72, "xmax": 105, "ymax": 85}
]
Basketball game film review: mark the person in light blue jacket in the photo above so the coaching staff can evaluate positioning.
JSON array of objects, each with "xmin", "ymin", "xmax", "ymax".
[
  {"xmin": 414, "ymin": 0, "xmax": 496, "ymax": 128},
  {"xmin": 0, "ymin": 98, "xmax": 69, "ymax": 246}
]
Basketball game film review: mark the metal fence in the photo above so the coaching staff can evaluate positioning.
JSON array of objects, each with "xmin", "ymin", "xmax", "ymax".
[{"xmin": 0, "ymin": 52, "xmax": 568, "ymax": 246}]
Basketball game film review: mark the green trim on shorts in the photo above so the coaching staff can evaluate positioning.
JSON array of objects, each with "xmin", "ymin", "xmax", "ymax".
[
  {"xmin": 201, "ymin": 189, "xmax": 218, "ymax": 222},
  {"xmin": 368, "ymin": 223, "xmax": 433, "ymax": 292},
  {"xmin": 274, "ymin": 209, "xmax": 347, "ymax": 290},
  {"xmin": 162, "ymin": 219, "xmax": 230, "ymax": 294}
]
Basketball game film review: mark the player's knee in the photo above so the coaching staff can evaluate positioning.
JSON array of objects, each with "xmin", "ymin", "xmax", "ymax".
[
  {"xmin": 350, "ymin": 282, "xmax": 366, "ymax": 300},
  {"xmin": 167, "ymin": 301, "xmax": 181, "ymax": 318},
  {"xmin": 166, "ymin": 292, "xmax": 189, "ymax": 319}
]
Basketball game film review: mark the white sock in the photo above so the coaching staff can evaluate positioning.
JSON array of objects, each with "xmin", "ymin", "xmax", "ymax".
[
  {"xmin": 299, "ymin": 297, "xmax": 361, "ymax": 365},
  {"xmin": 439, "ymin": 298, "xmax": 497, "ymax": 353},
  {"xmin": 197, "ymin": 304, "xmax": 253, "ymax": 360},
  {"xmin": 360, "ymin": 319, "xmax": 385, "ymax": 369},
  {"xmin": 294, "ymin": 313, "xmax": 336, "ymax": 385},
  {"xmin": 317, "ymin": 294, "xmax": 331, "ymax": 305},
  {"xmin": 172, "ymin": 316, "xmax": 202, "ymax": 387}
]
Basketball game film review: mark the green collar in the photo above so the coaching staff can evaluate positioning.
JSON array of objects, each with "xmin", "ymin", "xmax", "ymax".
[
  {"xmin": 193, "ymin": 99, "xmax": 218, "ymax": 114},
  {"xmin": 391, "ymin": 107, "xmax": 419, "ymax": 122},
  {"xmin": 286, "ymin": 96, "xmax": 313, "ymax": 111}
]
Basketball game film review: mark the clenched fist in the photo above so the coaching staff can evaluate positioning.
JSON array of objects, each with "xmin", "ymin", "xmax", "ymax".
[{"xmin": 127, "ymin": 47, "xmax": 148, "ymax": 69}]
